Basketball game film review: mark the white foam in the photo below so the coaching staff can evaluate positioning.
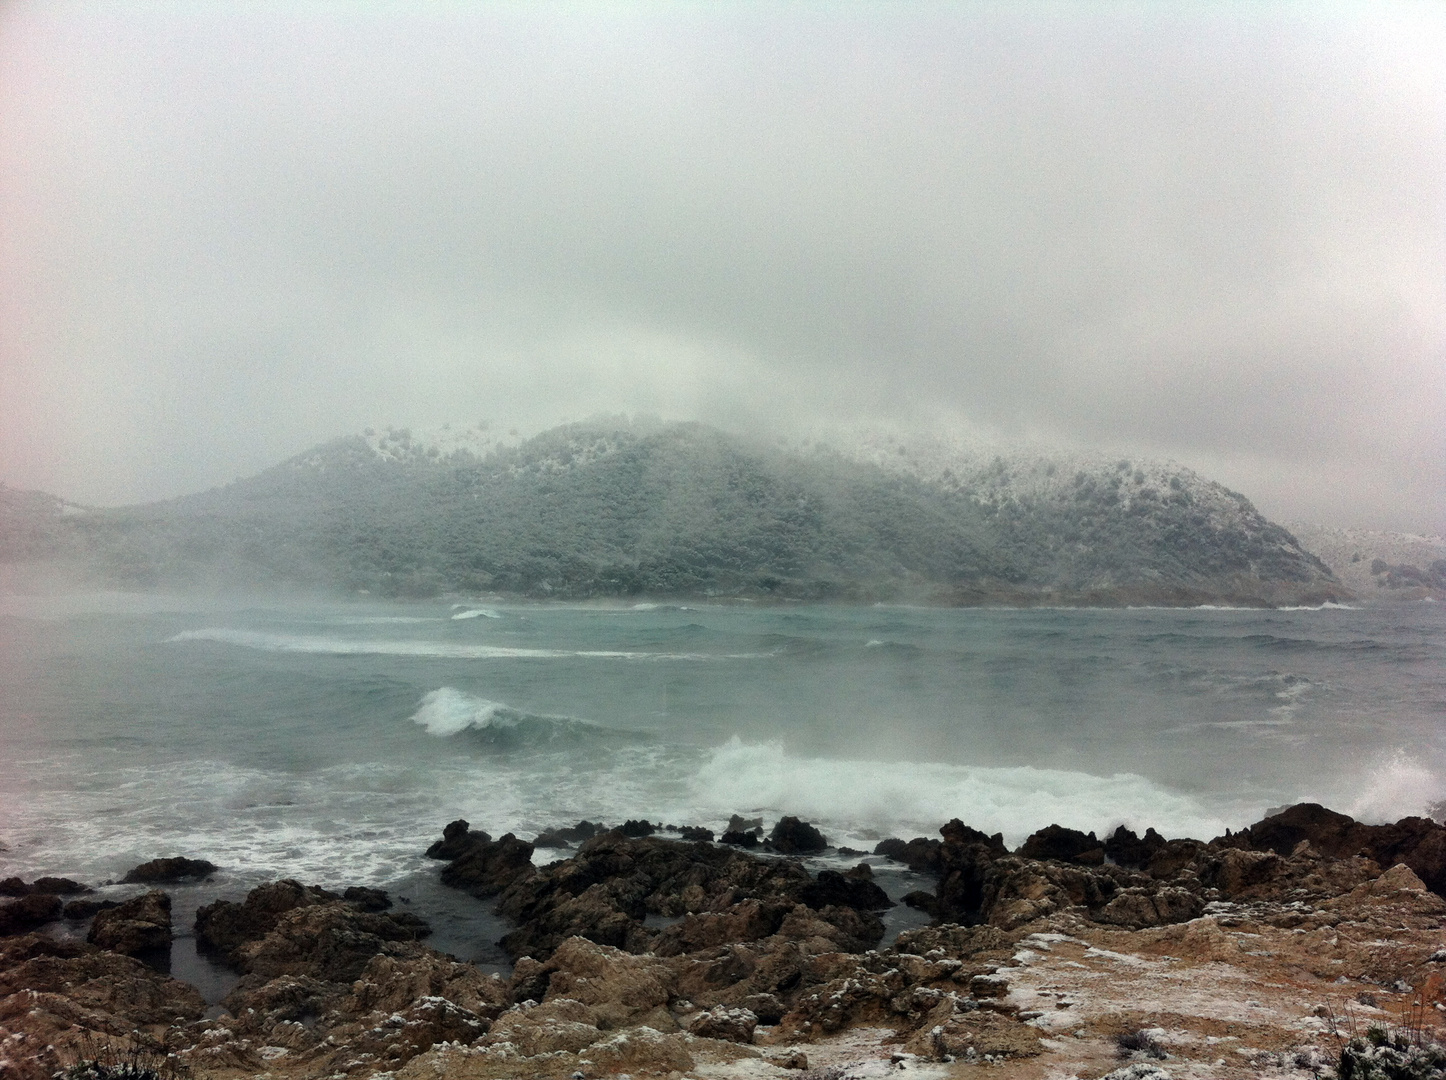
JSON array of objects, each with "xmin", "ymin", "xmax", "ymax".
[
  {"xmin": 1348, "ymin": 749, "xmax": 1443, "ymax": 824},
  {"xmin": 451, "ymin": 608, "xmax": 502, "ymax": 620},
  {"xmin": 687, "ymin": 737, "xmax": 1229, "ymax": 847},
  {"xmin": 169, "ymin": 628, "xmax": 769, "ymax": 662},
  {"xmin": 411, "ymin": 687, "xmax": 515, "ymax": 736}
]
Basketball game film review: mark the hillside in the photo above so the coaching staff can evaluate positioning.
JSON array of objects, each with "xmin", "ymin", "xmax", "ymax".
[
  {"xmin": 1286, "ymin": 521, "xmax": 1446, "ymax": 601},
  {"xmin": 0, "ymin": 420, "xmax": 1345, "ymax": 606}
]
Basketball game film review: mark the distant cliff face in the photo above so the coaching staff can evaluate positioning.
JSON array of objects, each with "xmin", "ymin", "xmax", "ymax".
[{"xmin": 0, "ymin": 421, "xmax": 1345, "ymax": 606}]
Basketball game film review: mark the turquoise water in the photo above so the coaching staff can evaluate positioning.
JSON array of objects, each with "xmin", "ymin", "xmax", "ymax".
[{"xmin": 1, "ymin": 593, "xmax": 1443, "ymax": 894}]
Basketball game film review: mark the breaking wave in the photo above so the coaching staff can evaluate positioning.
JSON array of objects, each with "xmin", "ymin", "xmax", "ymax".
[
  {"xmin": 410, "ymin": 687, "xmax": 645, "ymax": 750},
  {"xmin": 169, "ymin": 628, "xmax": 770, "ymax": 661},
  {"xmin": 688, "ymin": 737, "xmax": 1230, "ymax": 847}
]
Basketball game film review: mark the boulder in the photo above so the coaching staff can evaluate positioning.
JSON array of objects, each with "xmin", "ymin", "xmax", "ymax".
[
  {"xmin": 343, "ymin": 885, "xmax": 392, "ymax": 911},
  {"xmin": 687, "ymin": 1004, "xmax": 758, "ymax": 1043},
  {"xmin": 63, "ymin": 898, "xmax": 118, "ymax": 920},
  {"xmin": 1104, "ymin": 826, "xmax": 1167, "ymax": 869},
  {"xmin": 721, "ymin": 830, "xmax": 760, "ymax": 848},
  {"xmin": 0, "ymin": 878, "xmax": 28, "ymax": 897},
  {"xmin": 195, "ymin": 879, "xmax": 341, "ymax": 959},
  {"xmin": 0, "ymin": 894, "xmax": 62, "ymax": 936},
  {"xmin": 769, "ymin": 816, "xmax": 827, "ymax": 854},
  {"xmin": 1018, "ymin": 823, "xmax": 1101, "ymax": 863},
  {"xmin": 799, "ymin": 869, "xmax": 893, "ymax": 911},
  {"xmin": 87, "ymin": 890, "xmax": 171, "ymax": 955},
  {"xmin": 425, "ymin": 817, "xmax": 488, "ymax": 860},
  {"xmin": 438, "ymin": 831, "xmax": 536, "ymax": 897},
  {"xmin": 121, "ymin": 856, "xmax": 216, "ymax": 883},
  {"xmin": 31, "ymin": 877, "xmax": 88, "ymax": 895},
  {"xmin": 619, "ymin": 819, "xmax": 656, "ymax": 837},
  {"xmin": 231, "ymin": 900, "xmax": 432, "ymax": 982},
  {"xmin": 678, "ymin": 825, "xmax": 715, "ymax": 842},
  {"xmin": 874, "ymin": 836, "xmax": 943, "ymax": 875}
]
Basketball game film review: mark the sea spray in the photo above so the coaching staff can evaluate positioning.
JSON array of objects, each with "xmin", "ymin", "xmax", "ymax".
[{"xmin": 688, "ymin": 736, "xmax": 1230, "ymax": 848}]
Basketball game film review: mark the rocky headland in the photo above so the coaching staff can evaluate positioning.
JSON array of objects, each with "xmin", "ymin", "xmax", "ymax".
[{"xmin": 3, "ymin": 803, "xmax": 1446, "ymax": 1079}]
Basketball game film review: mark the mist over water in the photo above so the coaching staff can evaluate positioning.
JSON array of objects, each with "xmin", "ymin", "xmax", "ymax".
[{"xmin": 0, "ymin": 595, "xmax": 1443, "ymax": 896}]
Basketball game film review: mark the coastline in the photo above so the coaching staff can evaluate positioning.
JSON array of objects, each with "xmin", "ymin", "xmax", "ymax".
[{"xmin": 4, "ymin": 804, "xmax": 1445, "ymax": 1079}]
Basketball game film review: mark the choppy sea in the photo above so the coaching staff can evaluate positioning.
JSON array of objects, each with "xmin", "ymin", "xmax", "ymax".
[{"xmin": 1, "ymin": 592, "xmax": 1442, "ymax": 979}]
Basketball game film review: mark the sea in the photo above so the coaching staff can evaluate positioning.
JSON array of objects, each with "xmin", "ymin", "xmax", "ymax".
[{"xmin": 1, "ymin": 592, "xmax": 1442, "ymax": 987}]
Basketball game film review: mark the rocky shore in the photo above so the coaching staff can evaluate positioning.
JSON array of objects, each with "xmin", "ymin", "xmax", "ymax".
[{"xmin": 3, "ymin": 803, "xmax": 1446, "ymax": 1079}]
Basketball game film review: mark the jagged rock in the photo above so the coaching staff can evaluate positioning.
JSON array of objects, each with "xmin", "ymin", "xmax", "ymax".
[
  {"xmin": 687, "ymin": 1004, "xmax": 757, "ymax": 1043},
  {"xmin": 799, "ymin": 869, "xmax": 893, "ymax": 911},
  {"xmin": 721, "ymin": 829, "xmax": 760, "ymax": 847},
  {"xmin": 0, "ymin": 931, "xmax": 205, "ymax": 1028},
  {"xmin": 221, "ymin": 971, "xmax": 343, "ymax": 1025},
  {"xmin": 31, "ymin": 877, "xmax": 88, "ymax": 895},
  {"xmin": 539, "ymin": 936, "xmax": 675, "ymax": 1030},
  {"xmin": 769, "ymin": 816, "xmax": 827, "ymax": 854},
  {"xmin": 87, "ymin": 890, "xmax": 171, "ymax": 955},
  {"xmin": 0, "ymin": 878, "xmax": 28, "ymax": 897},
  {"xmin": 894, "ymin": 923, "xmax": 1012, "ymax": 959},
  {"xmin": 348, "ymin": 951, "xmax": 510, "ymax": 1020},
  {"xmin": 493, "ymin": 832, "xmax": 810, "ymax": 961},
  {"xmin": 439, "ymin": 831, "xmax": 536, "ymax": 897},
  {"xmin": 941, "ymin": 818, "xmax": 1008, "ymax": 854},
  {"xmin": 425, "ymin": 817, "xmax": 488, "ymax": 859},
  {"xmin": 552, "ymin": 820, "xmax": 606, "ymax": 842},
  {"xmin": 1237, "ymin": 802, "xmax": 1446, "ymax": 896},
  {"xmin": 1104, "ymin": 826, "xmax": 1168, "ymax": 869},
  {"xmin": 904, "ymin": 998, "xmax": 1042, "ymax": 1061},
  {"xmin": 579, "ymin": 1025, "xmax": 694, "ymax": 1074},
  {"xmin": 651, "ymin": 899, "xmax": 793, "ymax": 956},
  {"xmin": 1147, "ymin": 837, "xmax": 1209, "ymax": 879},
  {"xmin": 875, "ymin": 836, "xmax": 944, "ymax": 874},
  {"xmin": 678, "ymin": 825, "xmax": 715, "ymax": 842},
  {"xmin": 532, "ymin": 831, "xmax": 573, "ymax": 848},
  {"xmin": 483, "ymin": 998, "xmax": 603, "ymax": 1055},
  {"xmin": 619, "ymin": 818, "xmax": 656, "ymax": 837},
  {"xmin": 195, "ymin": 879, "xmax": 342, "ymax": 959},
  {"xmin": 0, "ymin": 894, "xmax": 62, "ymax": 936},
  {"xmin": 343, "ymin": 885, "xmax": 392, "ymax": 911},
  {"xmin": 120, "ymin": 856, "xmax": 216, "ymax": 883},
  {"xmin": 1019, "ymin": 823, "xmax": 1101, "ymax": 863},
  {"xmin": 230, "ymin": 900, "xmax": 432, "ymax": 982},
  {"xmin": 728, "ymin": 814, "xmax": 764, "ymax": 833}
]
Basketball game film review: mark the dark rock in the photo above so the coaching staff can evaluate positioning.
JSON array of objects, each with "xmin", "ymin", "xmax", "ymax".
[
  {"xmin": 439, "ymin": 832, "xmax": 536, "ymax": 898},
  {"xmin": 343, "ymin": 885, "xmax": 392, "ymax": 912},
  {"xmin": 677, "ymin": 826, "xmax": 715, "ymax": 842},
  {"xmin": 902, "ymin": 890, "xmax": 945, "ymax": 917},
  {"xmin": 721, "ymin": 830, "xmax": 759, "ymax": 848},
  {"xmin": 88, "ymin": 890, "xmax": 171, "ymax": 955},
  {"xmin": 121, "ymin": 856, "xmax": 217, "ymax": 883},
  {"xmin": 728, "ymin": 814, "xmax": 764, "ymax": 834},
  {"xmin": 533, "ymin": 832, "xmax": 574, "ymax": 848},
  {"xmin": 619, "ymin": 819, "xmax": 656, "ymax": 837},
  {"xmin": 941, "ymin": 819, "xmax": 1008, "ymax": 854},
  {"xmin": 553, "ymin": 820, "xmax": 606, "ymax": 843},
  {"xmin": 494, "ymin": 833, "xmax": 811, "ymax": 962},
  {"xmin": 1018, "ymin": 824, "xmax": 1100, "ymax": 863},
  {"xmin": 874, "ymin": 836, "xmax": 944, "ymax": 875},
  {"xmin": 769, "ymin": 816, "xmax": 827, "ymax": 855},
  {"xmin": 0, "ymin": 893, "xmax": 62, "ymax": 935},
  {"xmin": 799, "ymin": 870, "xmax": 893, "ymax": 911},
  {"xmin": 425, "ymin": 818, "xmax": 489, "ymax": 860},
  {"xmin": 230, "ymin": 900, "xmax": 433, "ymax": 982},
  {"xmin": 1235, "ymin": 803, "xmax": 1446, "ymax": 897},
  {"xmin": 63, "ymin": 898, "xmax": 119, "ymax": 920},
  {"xmin": 30, "ymin": 877, "xmax": 88, "ymax": 895},
  {"xmin": 836, "ymin": 846, "xmax": 867, "ymax": 857},
  {"xmin": 1147, "ymin": 838, "xmax": 1208, "ymax": 879},
  {"xmin": 0, "ymin": 877, "xmax": 29, "ymax": 897},
  {"xmin": 1104, "ymin": 826, "xmax": 1168, "ymax": 869},
  {"xmin": 195, "ymin": 879, "xmax": 342, "ymax": 959}
]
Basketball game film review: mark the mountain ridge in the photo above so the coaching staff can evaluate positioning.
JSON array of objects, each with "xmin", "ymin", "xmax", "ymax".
[{"xmin": 0, "ymin": 420, "xmax": 1349, "ymax": 606}]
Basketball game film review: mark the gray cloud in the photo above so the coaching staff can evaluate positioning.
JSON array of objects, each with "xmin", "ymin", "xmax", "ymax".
[{"xmin": 1, "ymin": 2, "xmax": 1442, "ymax": 532}]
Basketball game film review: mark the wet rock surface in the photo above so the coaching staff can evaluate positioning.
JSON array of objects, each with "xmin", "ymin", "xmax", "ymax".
[
  {"xmin": 87, "ymin": 889, "xmax": 172, "ymax": 956},
  {"xmin": 4, "ymin": 801, "xmax": 1446, "ymax": 1079},
  {"xmin": 120, "ymin": 856, "xmax": 218, "ymax": 883}
]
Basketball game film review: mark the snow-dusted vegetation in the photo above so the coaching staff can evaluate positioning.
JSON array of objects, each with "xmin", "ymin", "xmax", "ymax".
[{"xmin": 0, "ymin": 420, "xmax": 1340, "ymax": 605}]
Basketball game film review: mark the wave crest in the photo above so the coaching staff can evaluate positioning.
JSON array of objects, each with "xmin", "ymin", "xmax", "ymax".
[{"xmin": 410, "ymin": 687, "xmax": 645, "ymax": 750}]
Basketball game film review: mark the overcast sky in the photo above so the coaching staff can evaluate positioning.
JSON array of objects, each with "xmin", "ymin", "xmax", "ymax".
[{"xmin": 1, "ymin": 2, "xmax": 1442, "ymax": 532}]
